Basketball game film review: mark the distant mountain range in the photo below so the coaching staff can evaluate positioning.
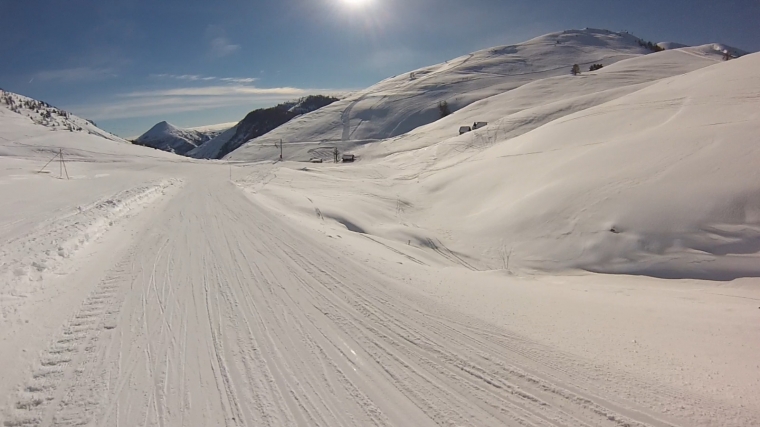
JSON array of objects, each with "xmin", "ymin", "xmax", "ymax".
[
  {"xmin": 1, "ymin": 28, "xmax": 748, "ymax": 164},
  {"xmin": 135, "ymin": 95, "xmax": 340, "ymax": 159},
  {"xmin": 227, "ymin": 29, "xmax": 748, "ymax": 162}
]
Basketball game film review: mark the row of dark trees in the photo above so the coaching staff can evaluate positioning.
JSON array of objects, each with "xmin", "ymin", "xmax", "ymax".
[{"xmin": 637, "ymin": 39, "xmax": 665, "ymax": 53}]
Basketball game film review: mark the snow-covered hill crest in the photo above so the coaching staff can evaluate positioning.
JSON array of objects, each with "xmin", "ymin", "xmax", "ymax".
[
  {"xmin": 228, "ymin": 29, "xmax": 674, "ymax": 158},
  {"xmin": 0, "ymin": 89, "xmax": 124, "ymax": 142},
  {"xmin": 133, "ymin": 121, "xmax": 218, "ymax": 155},
  {"xmin": 187, "ymin": 95, "xmax": 339, "ymax": 159}
]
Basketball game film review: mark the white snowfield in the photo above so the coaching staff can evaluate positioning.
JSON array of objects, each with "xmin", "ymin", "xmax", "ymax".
[{"xmin": 1, "ymin": 29, "xmax": 760, "ymax": 427}]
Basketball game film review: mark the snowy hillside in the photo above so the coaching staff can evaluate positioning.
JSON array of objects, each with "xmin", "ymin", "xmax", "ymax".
[
  {"xmin": 133, "ymin": 121, "xmax": 217, "ymax": 155},
  {"xmin": 0, "ymin": 89, "xmax": 124, "ymax": 143},
  {"xmin": 186, "ymin": 124, "xmax": 238, "ymax": 159},
  {"xmin": 229, "ymin": 29, "xmax": 669, "ymax": 159},
  {"xmin": 187, "ymin": 95, "xmax": 339, "ymax": 159},
  {"xmin": 231, "ymin": 36, "xmax": 758, "ymax": 282}
]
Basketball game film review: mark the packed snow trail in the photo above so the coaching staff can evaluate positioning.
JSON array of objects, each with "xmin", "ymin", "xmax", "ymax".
[{"xmin": 4, "ymin": 173, "xmax": 752, "ymax": 427}]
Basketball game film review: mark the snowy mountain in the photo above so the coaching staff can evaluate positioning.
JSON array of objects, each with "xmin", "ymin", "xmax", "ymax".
[
  {"xmin": 0, "ymin": 89, "xmax": 124, "ymax": 143},
  {"xmin": 228, "ymin": 29, "xmax": 758, "ymax": 282},
  {"xmin": 226, "ymin": 29, "xmax": 652, "ymax": 157},
  {"xmin": 186, "ymin": 124, "xmax": 238, "ymax": 159},
  {"xmin": 187, "ymin": 95, "xmax": 339, "ymax": 159},
  {"xmin": 133, "ymin": 121, "xmax": 219, "ymax": 155},
  {"xmin": 227, "ymin": 29, "xmax": 747, "ymax": 162}
]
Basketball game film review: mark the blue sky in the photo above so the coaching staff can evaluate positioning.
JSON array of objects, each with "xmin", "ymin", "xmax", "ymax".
[{"xmin": 1, "ymin": 0, "xmax": 757, "ymax": 137}]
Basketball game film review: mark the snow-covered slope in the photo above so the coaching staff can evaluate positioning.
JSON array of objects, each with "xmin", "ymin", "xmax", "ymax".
[
  {"xmin": 0, "ymin": 89, "xmax": 124, "ymax": 143},
  {"xmin": 236, "ymin": 45, "xmax": 759, "ymax": 282},
  {"xmin": 228, "ymin": 29, "xmax": 663, "ymax": 159},
  {"xmin": 187, "ymin": 95, "xmax": 339, "ymax": 159},
  {"xmin": 186, "ymin": 124, "xmax": 238, "ymax": 159},
  {"xmin": 134, "ymin": 121, "xmax": 217, "ymax": 155},
  {"xmin": 227, "ymin": 35, "xmax": 739, "ymax": 165}
]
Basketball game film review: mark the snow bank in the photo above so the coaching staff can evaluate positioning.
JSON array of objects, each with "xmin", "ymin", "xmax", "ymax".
[{"xmin": 0, "ymin": 179, "xmax": 182, "ymax": 310}]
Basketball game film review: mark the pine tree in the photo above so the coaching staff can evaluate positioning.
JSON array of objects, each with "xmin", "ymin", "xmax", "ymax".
[{"xmin": 571, "ymin": 64, "xmax": 581, "ymax": 75}]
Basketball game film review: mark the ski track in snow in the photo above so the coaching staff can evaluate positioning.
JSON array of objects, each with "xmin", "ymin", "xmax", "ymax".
[{"xmin": 3, "ymin": 173, "xmax": 755, "ymax": 427}]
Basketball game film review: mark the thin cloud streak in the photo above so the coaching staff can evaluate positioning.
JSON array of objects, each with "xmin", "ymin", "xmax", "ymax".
[
  {"xmin": 124, "ymin": 85, "xmax": 307, "ymax": 98},
  {"xmin": 34, "ymin": 67, "xmax": 118, "ymax": 82},
  {"xmin": 69, "ymin": 85, "xmax": 347, "ymax": 120},
  {"xmin": 152, "ymin": 74, "xmax": 258, "ymax": 84}
]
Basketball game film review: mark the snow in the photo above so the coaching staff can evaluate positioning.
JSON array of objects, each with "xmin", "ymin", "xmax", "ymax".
[
  {"xmin": 135, "ymin": 121, "xmax": 216, "ymax": 155},
  {"xmin": 0, "ymin": 89, "xmax": 123, "ymax": 143},
  {"xmin": 187, "ymin": 121, "xmax": 237, "ymax": 133},
  {"xmin": 1, "ymin": 29, "xmax": 760, "ymax": 427},
  {"xmin": 229, "ymin": 28, "xmax": 652, "ymax": 156},
  {"xmin": 658, "ymin": 41, "xmax": 689, "ymax": 50},
  {"xmin": 186, "ymin": 123, "xmax": 239, "ymax": 159}
]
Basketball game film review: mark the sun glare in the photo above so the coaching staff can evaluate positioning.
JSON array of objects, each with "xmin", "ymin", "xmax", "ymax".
[{"xmin": 341, "ymin": 0, "xmax": 372, "ymax": 8}]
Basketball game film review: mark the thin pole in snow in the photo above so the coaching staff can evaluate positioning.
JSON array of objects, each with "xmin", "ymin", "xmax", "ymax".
[
  {"xmin": 60, "ymin": 149, "xmax": 70, "ymax": 180},
  {"xmin": 38, "ymin": 152, "xmax": 59, "ymax": 174},
  {"xmin": 280, "ymin": 139, "xmax": 283, "ymax": 161}
]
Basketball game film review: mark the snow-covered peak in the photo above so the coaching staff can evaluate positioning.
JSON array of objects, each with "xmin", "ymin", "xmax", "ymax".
[
  {"xmin": 134, "ymin": 121, "xmax": 216, "ymax": 155},
  {"xmin": 0, "ymin": 89, "xmax": 124, "ymax": 142},
  {"xmin": 139, "ymin": 121, "xmax": 182, "ymax": 140}
]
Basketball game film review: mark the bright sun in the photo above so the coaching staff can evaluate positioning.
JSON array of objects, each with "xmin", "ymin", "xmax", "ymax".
[{"xmin": 341, "ymin": 0, "xmax": 371, "ymax": 7}]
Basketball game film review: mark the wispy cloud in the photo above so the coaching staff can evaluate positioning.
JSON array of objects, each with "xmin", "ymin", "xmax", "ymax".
[
  {"xmin": 125, "ymin": 86, "xmax": 307, "ymax": 98},
  {"xmin": 210, "ymin": 36, "xmax": 240, "ymax": 57},
  {"xmin": 69, "ymin": 84, "xmax": 343, "ymax": 121},
  {"xmin": 205, "ymin": 26, "xmax": 240, "ymax": 58},
  {"xmin": 34, "ymin": 67, "xmax": 118, "ymax": 82},
  {"xmin": 152, "ymin": 74, "xmax": 257, "ymax": 84}
]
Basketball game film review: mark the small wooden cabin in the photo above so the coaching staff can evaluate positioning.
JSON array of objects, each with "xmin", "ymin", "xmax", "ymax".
[
  {"xmin": 459, "ymin": 126, "xmax": 472, "ymax": 135},
  {"xmin": 342, "ymin": 154, "xmax": 356, "ymax": 163}
]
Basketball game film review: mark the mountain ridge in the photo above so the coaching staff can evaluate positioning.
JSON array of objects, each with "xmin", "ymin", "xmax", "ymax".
[{"xmin": 0, "ymin": 89, "xmax": 126, "ymax": 143}]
